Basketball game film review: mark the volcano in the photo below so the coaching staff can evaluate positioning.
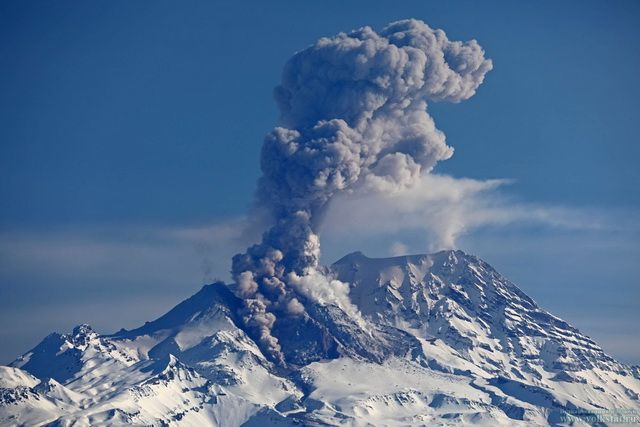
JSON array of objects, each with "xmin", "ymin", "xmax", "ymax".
[{"xmin": 1, "ymin": 250, "xmax": 639, "ymax": 426}]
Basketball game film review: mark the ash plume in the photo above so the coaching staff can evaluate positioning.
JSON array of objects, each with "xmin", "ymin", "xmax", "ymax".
[{"xmin": 231, "ymin": 19, "xmax": 492, "ymax": 363}]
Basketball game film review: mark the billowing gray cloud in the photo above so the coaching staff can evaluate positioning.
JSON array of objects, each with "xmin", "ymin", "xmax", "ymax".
[{"xmin": 231, "ymin": 19, "xmax": 492, "ymax": 363}]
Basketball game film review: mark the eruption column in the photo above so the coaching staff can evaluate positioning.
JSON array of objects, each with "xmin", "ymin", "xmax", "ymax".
[{"xmin": 231, "ymin": 19, "xmax": 492, "ymax": 363}]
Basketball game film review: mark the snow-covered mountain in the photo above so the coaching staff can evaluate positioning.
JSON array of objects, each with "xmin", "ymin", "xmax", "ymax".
[{"xmin": 2, "ymin": 250, "xmax": 639, "ymax": 426}]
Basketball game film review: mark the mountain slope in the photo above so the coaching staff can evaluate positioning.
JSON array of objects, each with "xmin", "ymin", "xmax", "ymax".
[
  {"xmin": 333, "ymin": 250, "xmax": 622, "ymax": 374},
  {"xmin": 2, "ymin": 250, "xmax": 639, "ymax": 426}
]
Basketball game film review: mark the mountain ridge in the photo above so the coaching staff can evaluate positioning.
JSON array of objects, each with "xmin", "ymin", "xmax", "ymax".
[{"xmin": 2, "ymin": 249, "xmax": 639, "ymax": 426}]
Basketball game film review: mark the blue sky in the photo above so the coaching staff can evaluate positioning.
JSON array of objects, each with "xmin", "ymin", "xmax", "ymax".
[{"xmin": 1, "ymin": 0, "xmax": 639, "ymax": 364}]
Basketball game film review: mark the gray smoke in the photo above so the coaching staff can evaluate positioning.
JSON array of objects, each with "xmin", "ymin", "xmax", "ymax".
[{"xmin": 231, "ymin": 19, "xmax": 492, "ymax": 363}]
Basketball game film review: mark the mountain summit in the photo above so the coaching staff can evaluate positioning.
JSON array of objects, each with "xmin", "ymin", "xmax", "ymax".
[{"xmin": 1, "ymin": 250, "xmax": 639, "ymax": 426}]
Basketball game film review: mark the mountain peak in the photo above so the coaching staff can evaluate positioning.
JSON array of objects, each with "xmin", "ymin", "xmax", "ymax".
[
  {"xmin": 333, "ymin": 250, "xmax": 368, "ymax": 264},
  {"xmin": 2, "ymin": 250, "xmax": 639, "ymax": 426},
  {"xmin": 69, "ymin": 324, "xmax": 97, "ymax": 346},
  {"xmin": 333, "ymin": 248, "xmax": 472, "ymax": 267}
]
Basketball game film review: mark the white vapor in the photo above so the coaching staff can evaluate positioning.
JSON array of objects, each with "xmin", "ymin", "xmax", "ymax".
[
  {"xmin": 287, "ymin": 270, "xmax": 367, "ymax": 330},
  {"xmin": 389, "ymin": 242, "xmax": 410, "ymax": 256},
  {"xmin": 323, "ymin": 174, "xmax": 604, "ymax": 252}
]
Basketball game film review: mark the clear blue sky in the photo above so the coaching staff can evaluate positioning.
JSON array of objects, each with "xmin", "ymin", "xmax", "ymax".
[{"xmin": 1, "ymin": 0, "xmax": 639, "ymax": 364}]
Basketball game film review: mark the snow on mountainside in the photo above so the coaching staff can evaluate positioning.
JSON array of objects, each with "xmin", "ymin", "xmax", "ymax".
[{"xmin": 1, "ymin": 250, "xmax": 639, "ymax": 426}]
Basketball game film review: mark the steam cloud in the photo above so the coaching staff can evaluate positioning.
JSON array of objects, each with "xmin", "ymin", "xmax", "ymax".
[{"xmin": 231, "ymin": 19, "xmax": 492, "ymax": 363}]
